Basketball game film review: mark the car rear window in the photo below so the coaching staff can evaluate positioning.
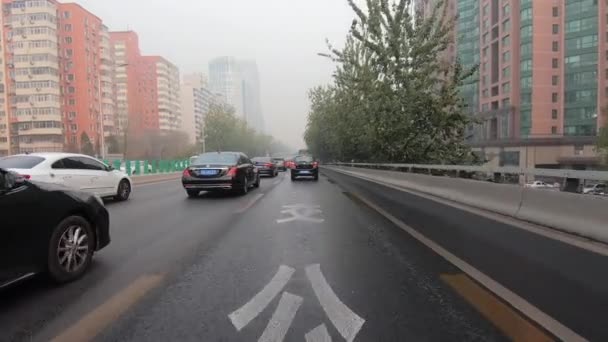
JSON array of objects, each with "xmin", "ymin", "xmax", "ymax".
[
  {"xmin": 253, "ymin": 157, "xmax": 272, "ymax": 163},
  {"xmin": 295, "ymin": 155, "xmax": 313, "ymax": 162},
  {"xmin": 0, "ymin": 156, "xmax": 45, "ymax": 169},
  {"xmin": 272, "ymin": 158, "xmax": 284, "ymax": 161},
  {"xmin": 193, "ymin": 153, "xmax": 239, "ymax": 165}
]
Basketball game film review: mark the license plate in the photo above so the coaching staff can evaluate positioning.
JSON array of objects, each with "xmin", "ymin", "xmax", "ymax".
[
  {"xmin": 299, "ymin": 170, "xmax": 311, "ymax": 174},
  {"xmin": 198, "ymin": 169, "xmax": 218, "ymax": 176}
]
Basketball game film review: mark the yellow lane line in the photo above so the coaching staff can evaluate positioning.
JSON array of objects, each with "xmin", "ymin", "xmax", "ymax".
[
  {"xmin": 51, "ymin": 273, "xmax": 164, "ymax": 342},
  {"xmin": 441, "ymin": 273, "xmax": 554, "ymax": 342}
]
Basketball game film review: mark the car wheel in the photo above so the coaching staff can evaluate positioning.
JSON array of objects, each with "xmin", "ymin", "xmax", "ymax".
[
  {"xmin": 115, "ymin": 179, "xmax": 131, "ymax": 201},
  {"xmin": 186, "ymin": 189, "xmax": 199, "ymax": 198},
  {"xmin": 313, "ymin": 174, "xmax": 319, "ymax": 181},
  {"xmin": 254, "ymin": 175, "xmax": 261, "ymax": 188},
  {"xmin": 239, "ymin": 178, "xmax": 248, "ymax": 195},
  {"xmin": 47, "ymin": 215, "xmax": 95, "ymax": 284},
  {"xmin": 291, "ymin": 174, "xmax": 296, "ymax": 181}
]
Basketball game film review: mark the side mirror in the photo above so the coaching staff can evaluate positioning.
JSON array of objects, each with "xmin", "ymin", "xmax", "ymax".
[{"xmin": 107, "ymin": 165, "xmax": 115, "ymax": 171}]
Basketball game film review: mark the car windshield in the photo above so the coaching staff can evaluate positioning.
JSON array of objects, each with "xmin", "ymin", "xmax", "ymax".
[
  {"xmin": 0, "ymin": 156, "xmax": 45, "ymax": 169},
  {"xmin": 193, "ymin": 153, "xmax": 238, "ymax": 165},
  {"xmin": 252, "ymin": 157, "xmax": 272, "ymax": 163},
  {"xmin": 272, "ymin": 158, "xmax": 284, "ymax": 162},
  {"xmin": 295, "ymin": 156, "xmax": 313, "ymax": 162}
]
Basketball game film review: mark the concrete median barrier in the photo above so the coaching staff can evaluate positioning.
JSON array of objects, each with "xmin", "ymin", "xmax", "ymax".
[
  {"xmin": 325, "ymin": 166, "xmax": 608, "ymax": 244},
  {"xmin": 131, "ymin": 172, "xmax": 182, "ymax": 185}
]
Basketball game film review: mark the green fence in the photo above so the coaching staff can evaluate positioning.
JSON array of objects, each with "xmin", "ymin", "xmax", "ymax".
[{"xmin": 102, "ymin": 159, "xmax": 190, "ymax": 176}]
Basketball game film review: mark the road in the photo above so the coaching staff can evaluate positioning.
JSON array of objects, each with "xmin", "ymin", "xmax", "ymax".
[{"xmin": 0, "ymin": 168, "xmax": 606, "ymax": 341}]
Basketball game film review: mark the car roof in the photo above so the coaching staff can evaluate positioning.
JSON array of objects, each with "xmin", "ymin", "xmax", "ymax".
[{"xmin": 9, "ymin": 152, "xmax": 94, "ymax": 158}]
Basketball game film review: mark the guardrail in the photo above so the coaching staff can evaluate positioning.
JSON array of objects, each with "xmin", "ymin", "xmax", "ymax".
[
  {"xmin": 102, "ymin": 159, "xmax": 189, "ymax": 176},
  {"xmin": 325, "ymin": 165, "xmax": 608, "ymax": 244},
  {"xmin": 332, "ymin": 162, "xmax": 608, "ymax": 182}
]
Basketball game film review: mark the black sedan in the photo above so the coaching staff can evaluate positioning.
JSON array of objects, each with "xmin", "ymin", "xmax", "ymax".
[
  {"xmin": 290, "ymin": 155, "xmax": 319, "ymax": 181},
  {"xmin": 182, "ymin": 152, "xmax": 260, "ymax": 197},
  {"xmin": 252, "ymin": 157, "xmax": 279, "ymax": 177},
  {"xmin": 0, "ymin": 168, "xmax": 110, "ymax": 289}
]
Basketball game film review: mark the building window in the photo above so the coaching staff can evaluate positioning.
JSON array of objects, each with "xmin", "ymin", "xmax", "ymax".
[
  {"xmin": 552, "ymin": 109, "xmax": 558, "ymax": 119},
  {"xmin": 503, "ymin": 4, "xmax": 510, "ymax": 16},
  {"xmin": 502, "ymin": 35, "xmax": 510, "ymax": 46},
  {"xmin": 64, "ymin": 24, "xmax": 72, "ymax": 32},
  {"xmin": 551, "ymin": 126, "xmax": 557, "ymax": 134},
  {"xmin": 65, "ymin": 37, "xmax": 72, "ymax": 44},
  {"xmin": 502, "ymin": 82, "xmax": 511, "ymax": 94},
  {"xmin": 552, "ymin": 41, "xmax": 558, "ymax": 51},
  {"xmin": 482, "ymin": 103, "xmax": 489, "ymax": 111},
  {"xmin": 68, "ymin": 86, "xmax": 75, "ymax": 93},
  {"xmin": 521, "ymin": 59, "xmax": 532, "ymax": 71},
  {"xmin": 69, "ymin": 98, "xmax": 75, "ymax": 105},
  {"xmin": 552, "ymin": 7, "xmax": 558, "ymax": 17},
  {"xmin": 67, "ymin": 74, "xmax": 75, "ymax": 81},
  {"xmin": 502, "ymin": 98, "xmax": 510, "ymax": 107},
  {"xmin": 502, "ymin": 51, "xmax": 510, "ymax": 62},
  {"xmin": 552, "ymin": 24, "xmax": 559, "ymax": 34},
  {"xmin": 552, "ymin": 93, "xmax": 558, "ymax": 102},
  {"xmin": 552, "ymin": 75, "xmax": 559, "ymax": 85},
  {"xmin": 64, "ymin": 11, "xmax": 71, "ymax": 19},
  {"xmin": 552, "ymin": 58, "xmax": 559, "ymax": 68},
  {"xmin": 502, "ymin": 66, "xmax": 510, "ymax": 78},
  {"xmin": 502, "ymin": 19, "xmax": 511, "ymax": 32},
  {"xmin": 483, "ymin": 47, "xmax": 488, "ymax": 57}
]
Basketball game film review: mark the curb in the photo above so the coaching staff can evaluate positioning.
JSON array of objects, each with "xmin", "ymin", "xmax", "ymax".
[{"xmin": 132, "ymin": 173, "xmax": 181, "ymax": 185}]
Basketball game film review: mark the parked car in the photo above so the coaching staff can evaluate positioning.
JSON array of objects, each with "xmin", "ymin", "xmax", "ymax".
[
  {"xmin": 524, "ymin": 181, "xmax": 557, "ymax": 190},
  {"xmin": 0, "ymin": 168, "xmax": 110, "ymax": 288},
  {"xmin": 0, "ymin": 153, "xmax": 132, "ymax": 201},
  {"xmin": 182, "ymin": 152, "xmax": 260, "ymax": 197},
  {"xmin": 291, "ymin": 155, "xmax": 319, "ymax": 181},
  {"xmin": 582, "ymin": 183, "xmax": 606, "ymax": 195},
  {"xmin": 272, "ymin": 158, "xmax": 287, "ymax": 171},
  {"xmin": 252, "ymin": 157, "xmax": 279, "ymax": 177}
]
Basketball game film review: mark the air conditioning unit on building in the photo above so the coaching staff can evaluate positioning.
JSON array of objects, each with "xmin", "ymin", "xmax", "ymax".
[{"xmin": 35, "ymin": 87, "xmax": 41, "ymax": 92}]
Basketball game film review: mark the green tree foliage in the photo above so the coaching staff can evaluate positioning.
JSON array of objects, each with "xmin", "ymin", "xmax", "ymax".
[
  {"xmin": 80, "ymin": 132, "xmax": 95, "ymax": 156},
  {"xmin": 305, "ymin": 0, "xmax": 478, "ymax": 163},
  {"xmin": 204, "ymin": 103, "xmax": 288, "ymax": 157}
]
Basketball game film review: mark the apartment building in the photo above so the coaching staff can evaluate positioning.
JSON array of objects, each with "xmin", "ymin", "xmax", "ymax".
[
  {"xmin": 0, "ymin": 9, "xmax": 9, "ymax": 156},
  {"xmin": 99, "ymin": 25, "xmax": 116, "ymax": 142},
  {"xmin": 109, "ymin": 31, "xmax": 142, "ymax": 136},
  {"xmin": 138, "ymin": 55, "xmax": 181, "ymax": 133},
  {"xmin": 57, "ymin": 2, "xmax": 102, "ymax": 154},
  {"xmin": 3, "ymin": 0, "xmax": 63, "ymax": 154},
  {"xmin": 418, "ymin": 0, "xmax": 608, "ymax": 169},
  {"xmin": 180, "ymin": 72, "xmax": 212, "ymax": 144}
]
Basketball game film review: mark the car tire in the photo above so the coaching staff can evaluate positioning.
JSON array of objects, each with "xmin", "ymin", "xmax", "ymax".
[
  {"xmin": 238, "ymin": 177, "xmax": 248, "ymax": 195},
  {"xmin": 313, "ymin": 174, "xmax": 319, "ymax": 181},
  {"xmin": 47, "ymin": 215, "xmax": 95, "ymax": 284},
  {"xmin": 115, "ymin": 179, "xmax": 131, "ymax": 201},
  {"xmin": 254, "ymin": 175, "xmax": 261, "ymax": 188},
  {"xmin": 291, "ymin": 174, "xmax": 296, "ymax": 181},
  {"xmin": 186, "ymin": 189, "xmax": 199, "ymax": 198}
]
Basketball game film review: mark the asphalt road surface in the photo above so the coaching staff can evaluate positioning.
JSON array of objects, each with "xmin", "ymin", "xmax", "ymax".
[{"xmin": 1, "ymin": 168, "xmax": 606, "ymax": 341}]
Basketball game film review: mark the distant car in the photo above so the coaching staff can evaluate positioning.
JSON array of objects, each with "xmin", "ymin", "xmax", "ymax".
[
  {"xmin": 524, "ymin": 181, "xmax": 556, "ymax": 189},
  {"xmin": 0, "ymin": 153, "xmax": 132, "ymax": 201},
  {"xmin": 272, "ymin": 158, "xmax": 287, "ymax": 171},
  {"xmin": 252, "ymin": 157, "xmax": 278, "ymax": 177},
  {"xmin": 182, "ymin": 152, "xmax": 260, "ymax": 197},
  {"xmin": 291, "ymin": 155, "xmax": 319, "ymax": 181},
  {"xmin": 0, "ymin": 168, "xmax": 110, "ymax": 288},
  {"xmin": 582, "ymin": 183, "xmax": 606, "ymax": 194}
]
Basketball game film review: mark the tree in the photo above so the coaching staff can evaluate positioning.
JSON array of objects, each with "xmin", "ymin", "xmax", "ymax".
[
  {"xmin": 80, "ymin": 132, "xmax": 95, "ymax": 156},
  {"xmin": 305, "ymin": 0, "xmax": 477, "ymax": 164},
  {"xmin": 106, "ymin": 135, "xmax": 122, "ymax": 154}
]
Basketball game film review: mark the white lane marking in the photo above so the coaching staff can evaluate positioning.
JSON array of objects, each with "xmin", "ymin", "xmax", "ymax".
[
  {"xmin": 342, "ymin": 188, "xmax": 587, "ymax": 342},
  {"xmin": 235, "ymin": 193, "xmax": 265, "ymax": 214},
  {"xmin": 258, "ymin": 292, "xmax": 303, "ymax": 342},
  {"xmin": 305, "ymin": 324, "xmax": 332, "ymax": 342},
  {"xmin": 276, "ymin": 204, "xmax": 324, "ymax": 224},
  {"xmin": 305, "ymin": 264, "xmax": 365, "ymax": 342},
  {"xmin": 229, "ymin": 265, "xmax": 295, "ymax": 331}
]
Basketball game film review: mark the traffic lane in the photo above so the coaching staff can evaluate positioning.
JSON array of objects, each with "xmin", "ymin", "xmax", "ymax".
[
  {"xmin": 322, "ymin": 168, "xmax": 608, "ymax": 341},
  {"xmin": 0, "ymin": 175, "xmax": 284, "ymax": 342},
  {"xmin": 99, "ymin": 172, "xmax": 505, "ymax": 341}
]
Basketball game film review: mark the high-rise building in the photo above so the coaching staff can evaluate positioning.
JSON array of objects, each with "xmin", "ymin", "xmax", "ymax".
[
  {"xmin": 139, "ymin": 55, "xmax": 181, "ymax": 133},
  {"xmin": 0, "ymin": 8, "xmax": 10, "ymax": 156},
  {"xmin": 239, "ymin": 60, "xmax": 264, "ymax": 133},
  {"xmin": 209, "ymin": 56, "xmax": 244, "ymax": 118},
  {"xmin": 181, "ymin": 72, "xmax": 212, "ymax": 144},
  {"xmin": 3, "ymin": 0, "xmax": 63, "ymax": 154},
  {"xmin": 57, "ymin": 2, "xmax": 103, "ymax": 154},
  {"xmin": 109, "ymin": 31, "xmax": 142, "ymax": 136},
  {"xmin": 418, "ymin": 0, "xmax": 607, "ymax": 169},
  {"xmin": 99, "ymin": 25, "xmax": 116, "ymax": 145}
]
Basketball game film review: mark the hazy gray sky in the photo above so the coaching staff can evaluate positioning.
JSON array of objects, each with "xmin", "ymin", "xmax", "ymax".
[{"xmin": 77, "ymin": 0, "xmax": 355, "ymax": 149}]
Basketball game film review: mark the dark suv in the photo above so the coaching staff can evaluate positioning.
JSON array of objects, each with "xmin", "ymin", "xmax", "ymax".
[{"xmin": 290, "ymin": 155, "xmax": 319, "ymax": 181}]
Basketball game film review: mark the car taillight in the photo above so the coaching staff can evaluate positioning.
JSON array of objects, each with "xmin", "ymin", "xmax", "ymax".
[
  {"xmin": 16, "ymin": 174, "xmax": 31, "ymax": 180},
  {"xmin": 265, "ymin": 163, "xmax": 273, "ymax": 168},
  {"xmin": 227, "ymin": 167, "xmax": 238, "ymax": 178},
  {"xmin": 182, "ymin": 168, "xmax": 191, "ymax": 177},
  {"xmin": 312, "ymin": 162, "xmax": 319, "ymax": 168}
]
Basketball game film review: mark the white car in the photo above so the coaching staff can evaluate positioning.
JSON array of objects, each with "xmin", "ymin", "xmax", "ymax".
[
  {"xmin": 0, "ymin": 153, "xmax": 132, "ymax": 201},
  {"xmin": 582, "ymin": 183, "xmax": 606, "ymax": 194},
  {"xmin": 524, "ymin": 181, "xmax": 557, "ymax": 189}
]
